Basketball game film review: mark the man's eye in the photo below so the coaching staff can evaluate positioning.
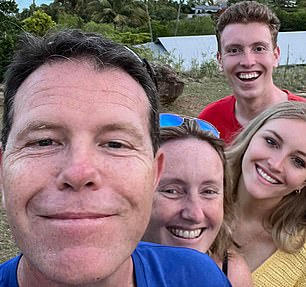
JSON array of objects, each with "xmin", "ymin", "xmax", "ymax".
[
  {"xmin": 36, "ymin": 139, "xmax": 55, "ymax": 147},
  {"xmin": 105, "ymin": 141, "xmax": 123, "ymax": 149},
  {"xmin": 228, "ymin": 47, "xmax": 239, "ymax": 54},
  {"xmin": 255, "ymin": 46, "xmax": 265, "ymax": 52}
]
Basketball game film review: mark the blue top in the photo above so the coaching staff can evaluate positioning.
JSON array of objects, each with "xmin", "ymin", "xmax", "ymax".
[{"xmin": 0, "ymin": 242, "xmax": 231, "ymax": 286}]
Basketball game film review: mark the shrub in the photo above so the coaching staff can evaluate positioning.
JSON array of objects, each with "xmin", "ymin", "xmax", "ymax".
[{"xmin": 22, "ymin": 10, "xmax": 56, "ymax": 36}]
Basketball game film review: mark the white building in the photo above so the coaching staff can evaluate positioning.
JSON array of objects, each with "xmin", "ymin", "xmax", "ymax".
[{"xmin": 138, "ymin": 31, "xmax": 306, "ymax": 71}]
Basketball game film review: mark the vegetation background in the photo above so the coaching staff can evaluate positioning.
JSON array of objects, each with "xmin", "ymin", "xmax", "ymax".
[{"xmin": 0, "ymin": 0, "xmax": 306, "ymax": 262}]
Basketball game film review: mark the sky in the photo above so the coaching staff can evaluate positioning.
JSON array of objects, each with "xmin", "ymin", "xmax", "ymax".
[{"xmin": 16, "ymin": 0, "xmax": 53, "ymax": 10}]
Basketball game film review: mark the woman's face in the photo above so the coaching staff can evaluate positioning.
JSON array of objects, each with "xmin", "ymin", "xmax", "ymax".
[
  {"xmin": 241, "ymin": 118, "xmax": 306, "ymax": 202},
  {"xmin": 144, "ymin": 137, "xmax": 224, "ymax": 253}
]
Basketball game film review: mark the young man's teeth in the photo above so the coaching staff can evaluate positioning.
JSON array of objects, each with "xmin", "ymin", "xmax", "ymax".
[
  {"xmin": 170, "ymin": 228, "xmax": 202, "ymax": 239},
  {"xmin": 257, "ymin": 167, "xmax": 278, "ymax": 184},
  {"xmin": 238, "ymin": 72, "xmax": 259, "ymax": 80}
]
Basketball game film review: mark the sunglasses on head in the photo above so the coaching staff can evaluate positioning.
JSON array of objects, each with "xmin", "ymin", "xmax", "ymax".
[
  {"xmin": 159, "ymin": 113, "xmax": 220, "ymax": 138},
  {"xmin": 124, "ymin": 46, "xmax": 158, "ymax": 88}
]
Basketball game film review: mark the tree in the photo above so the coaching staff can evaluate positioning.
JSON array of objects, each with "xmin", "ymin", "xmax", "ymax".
[
  {"xmin": 0, "ymin": 0, "xmax": 20, "ymax": 82},
  {"xmin": 144, "ymin": 0, "xmax": 153, "ymax": 41},
  {"xmin": 87, "ymin": 0, "xmax": 147, "ymax": 30},
  {"xmin": 174, "ymin": 0, "xmax": 182, "ymax": 36},
  {"xmin": 22, "ymin": 10, "xmax": 56, "ymax": 36}
]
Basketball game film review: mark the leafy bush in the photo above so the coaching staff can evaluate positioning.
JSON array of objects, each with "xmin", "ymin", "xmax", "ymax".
[
  {"xmin": 0, "ymin": 0, "xmax": 21, "ymax": 82},
  {"xmin": 22, "ymin": 10, "xmax": 56, "ymax": 36},
  {"xmin": 276, "ymin": 8, "xmax": 306, "ymax": 31},
  {"xmin": 57, "ymin": 12, "xmax": 84, "ymax": 28}
]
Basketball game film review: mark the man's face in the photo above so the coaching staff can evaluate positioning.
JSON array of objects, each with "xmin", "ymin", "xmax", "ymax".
[
  {"xmin": 217, "ymin": 22, "xmax": 280, "ymax": 100},
  {"xmin": 1, "ymin": 61, "xmax": 163, "ymax": 285}
]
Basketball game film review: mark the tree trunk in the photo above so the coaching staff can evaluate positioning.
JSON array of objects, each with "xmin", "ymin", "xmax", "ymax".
[
  {"xmin": 174, "ymin": 0, "xmax": 182, "ymax": 36},
  {"xmin": 145, "ymin": 0, "xmax": 153, "ymax": 42}
]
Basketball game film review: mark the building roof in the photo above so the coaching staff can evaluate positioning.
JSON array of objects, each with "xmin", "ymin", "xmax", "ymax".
[{"xmin": 138, "ymin": 31, "xmax": 306, "ymax": 71}]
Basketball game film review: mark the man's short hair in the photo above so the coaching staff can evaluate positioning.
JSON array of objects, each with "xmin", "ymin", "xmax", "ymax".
[
  {"xmin": 216, "ymin": 1, "xmax": 281, "ymax": 52},
  {"xmin": 2, "ymin": 29, "xmax": 160, "ymax": 153}
]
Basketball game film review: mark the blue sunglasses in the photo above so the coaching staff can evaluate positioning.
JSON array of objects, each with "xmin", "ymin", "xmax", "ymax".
[{"xmin": 160, "ymin": 113, "xmax": 220, "ymax": 138}]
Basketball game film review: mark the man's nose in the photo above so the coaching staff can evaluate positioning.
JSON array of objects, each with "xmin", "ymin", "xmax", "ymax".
[
  {"xmin": 240, "ymin": 50, "xmax": 256, "ymax": 67},
  {"xmin": 56, "ymin": 145, "xmax": 102, "ymax": 192}
]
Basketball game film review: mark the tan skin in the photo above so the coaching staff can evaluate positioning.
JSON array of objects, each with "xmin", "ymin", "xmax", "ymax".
[
  {"xmin": 1, "ymin": 61, "xmax": 164, "ymax": 287},
  {"xmin": 232, "ymin": 119, "xmax": 306, "ymax": 272},
  {"xmin": 144, "ymin": 138, "xmax": 253, "ymax": 287},
  {"xmin": 218, "ymin": 22, "xmax": 288, "ymax": 127},
  {"xmin": 212, "ymin": 251, "xmax": 254, "ymax": 287}
]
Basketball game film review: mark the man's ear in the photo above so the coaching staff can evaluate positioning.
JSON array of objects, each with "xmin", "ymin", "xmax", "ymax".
[
  {"xmin": 217, "ymin": 51, "xmax": 223, "ymax": 72},
  {"xmin": 152, "ymin": 149, "xmax": 164, "ymax": 191},
  {"xmin": 273, "ymin": 46, "xmax": 281, "ymax": 68}
]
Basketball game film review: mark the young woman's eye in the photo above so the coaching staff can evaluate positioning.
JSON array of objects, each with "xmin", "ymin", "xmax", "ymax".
[
  {"xmin": 292, "ymin": 156, "xmax": 306, "ymax": 168},
  {"xmin": 265, "ymin": 137, "xmax": 278, "ymax": 147}
]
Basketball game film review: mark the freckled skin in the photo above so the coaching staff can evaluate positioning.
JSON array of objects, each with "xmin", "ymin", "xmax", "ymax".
[
  {"xmin": 1, "ymin": 61, "xmax": 163, "ymax": 286},
  {"xmin": 144, "ymin": 138, "xmax": 224, "ymax": 253}
]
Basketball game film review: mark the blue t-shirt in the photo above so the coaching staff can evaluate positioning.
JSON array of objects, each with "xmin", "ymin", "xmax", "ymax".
[{"xmin": 0, "ymin": 242, "xmax": 231, "ymax": 286}]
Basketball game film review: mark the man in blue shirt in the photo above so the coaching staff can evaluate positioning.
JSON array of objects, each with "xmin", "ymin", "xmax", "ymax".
[{"xmin": 0, "ymin": 29, "xmax": 231, "ymax": 287}]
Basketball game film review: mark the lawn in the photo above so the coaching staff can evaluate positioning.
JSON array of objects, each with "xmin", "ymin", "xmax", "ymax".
[{"xmin": 0, "ymin": 65, "xmax": 305, "ymax": 262}]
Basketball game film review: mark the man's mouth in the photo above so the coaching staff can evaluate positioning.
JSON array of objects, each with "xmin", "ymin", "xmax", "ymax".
[
  {"xmin": 237, "ymin": 72, "xmax": 261, "ymax": 81},
  {"xmin": 42, "ymin": 212, "xmax": 113, "ymax": 220},
  {"xmin": 167, "ymin": 227, "xmax": 204, "ymax": 239},
  {"xmin": 256, "ymin": 165, "xmax": 281, "ymax": 184}
]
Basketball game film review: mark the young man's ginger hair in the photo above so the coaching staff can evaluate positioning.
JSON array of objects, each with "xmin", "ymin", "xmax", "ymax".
[{"xmin": 216, "ymin": 1, "xmax": 280, "ymax": 52}]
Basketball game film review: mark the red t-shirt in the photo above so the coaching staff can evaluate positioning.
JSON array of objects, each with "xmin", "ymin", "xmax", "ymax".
[{"xmin": 198, "ymin": 91, "xmax": 306, "ymax": 144}]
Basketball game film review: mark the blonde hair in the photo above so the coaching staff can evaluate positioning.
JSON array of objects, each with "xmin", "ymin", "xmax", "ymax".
[
  {"xmin": 226, "ymin": 101, "xmax": 306, "ymax": 253},
  {"xmin": 160, "ymin": 119, "xmax": 234, "ymax": 259}
]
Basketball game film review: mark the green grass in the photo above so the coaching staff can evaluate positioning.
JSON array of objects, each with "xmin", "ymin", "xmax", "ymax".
[
  {"xmin": 0, "ymin": 65, "xmax": 305, "ymax": 263},
  {"xmin": 0, "ymin": 203, "xmax": 19, "ymax": 262}
]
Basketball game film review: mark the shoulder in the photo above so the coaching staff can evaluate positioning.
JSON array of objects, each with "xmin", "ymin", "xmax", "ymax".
[
  {"xmin": 252, "ymin": 243, "xmax": 306, "ymax": 286},
  {"xmin": 133, "ymin": 242, "xmax": 231, "ymax": 286},
  {"xmin": 284, "ymin": 90, "xmax": 306, "ymax": 102},
  {"xmin": 227, "ymin": 250, "xmax": 253, "ymax": 287},
  {"xmin": 0, "ymin": 255, "xmax": 21, "ymax": 287},
  {"xmin": 198, "ymin": 95, "xmax": 235, "ymax": 118}
]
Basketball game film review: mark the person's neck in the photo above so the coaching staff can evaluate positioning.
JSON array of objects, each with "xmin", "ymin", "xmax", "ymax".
[
  {"xmin": 17, "ymin": 256, "xmax": 135, "ymax": 287},
  {"xmin": 236, "ymin": 178, "xmax": 280, "ymax": 222},
  {"xmin": 234, "ymin": 86, "xmax": 287, "ymax": 127}
]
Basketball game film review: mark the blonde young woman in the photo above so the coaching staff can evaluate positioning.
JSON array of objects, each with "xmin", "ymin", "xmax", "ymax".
[
  {"xmin": 226, "ymin": 101, "xmax": 306, "ymax": 286},
  {"xmin": 144, "ymin": 114, "xmax": 253, "ymax": 287}
]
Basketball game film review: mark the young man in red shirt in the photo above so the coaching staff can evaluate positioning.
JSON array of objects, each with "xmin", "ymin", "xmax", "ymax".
[{"xmin": 198, "ymin": 1, "xmax": 305, "ymax": 144}]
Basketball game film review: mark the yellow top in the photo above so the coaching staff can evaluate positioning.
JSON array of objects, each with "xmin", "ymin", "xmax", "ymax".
[{"xmin": 252, "ymin": 242, "xmax": 306, "ymax": 287}]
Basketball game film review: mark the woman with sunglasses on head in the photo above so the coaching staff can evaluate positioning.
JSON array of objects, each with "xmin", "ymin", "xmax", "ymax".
[
  {"xmin": 143, "ymin": 114, "xmax": 253, "ymax": 287},
  {"xmin": 226, "ymin": 101, "xmax": 306, "ymax": 286}
]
